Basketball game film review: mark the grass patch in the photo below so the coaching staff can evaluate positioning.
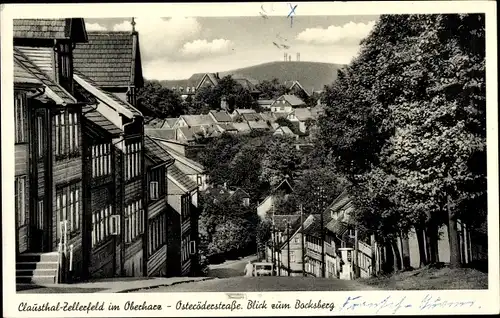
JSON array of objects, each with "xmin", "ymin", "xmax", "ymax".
[{"xmin": 359, "ymin": 265, "xmax": 488, "ymax": 290}]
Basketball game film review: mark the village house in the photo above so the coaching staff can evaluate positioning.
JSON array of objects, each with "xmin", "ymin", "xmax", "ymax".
[
  {"xmin": 173, "ymin": 114, "xmax": 216, "ymax": 129},
  {"xmin": 286, "ymin": 108, "xmax": 314, "ymax": 133},
  {"xmin": 208, "ymin": 110, "xmax": 232, "ymax": 124},
  {"xmin": 267, "ymin": 214, "xmax": 300, "ymax": 276},
  {"xmin": 273, "ymin": 126, "xmax": 299, "ymax": 139},
  {"xmin": 257, "ymin": 99, "xmax": 275, "ymax": 110},
  {"xmin": 286, "ymin": 80, "xmax": 311, "ymax": 98},
  {"xmin": 73, "ymin": 27, "xmax": 143, "ymax": 108},
  {"xmin": 143, "ymin": 136, "xmax": 174, "ymax": 277},
  {"xmin": 256, "ymin": 178, "xmax": 294, "ymax": 219},
  {"xmin": 270, "ymin": 94, "xmax": 305, "ymax": 113},
  {"xmin": 166, "ymin": 164, "xmax": 199, "ymax": 276},
  {"xmin": 13, "ymin": 18, "xmax": 89, "ymax": 284},
  {"xmin": 167, "ymin": 73, "xmax": 220, "ymax": 99}
]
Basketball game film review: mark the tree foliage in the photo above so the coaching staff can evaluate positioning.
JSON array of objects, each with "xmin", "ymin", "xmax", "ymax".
[
  {"xmin": 315, "ymin": 14, "xmax": 486, "ymax": 268},
  {"xmin": 136, "ymin": 80, "xmax": 185, "ymax": 118}
]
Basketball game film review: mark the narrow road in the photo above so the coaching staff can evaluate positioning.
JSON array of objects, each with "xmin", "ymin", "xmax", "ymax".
[
  {"xmin": 139, "ymin": 276, "xmax": 376, "ymax": 292},
  {"xmin": 208, "ymin": 255, "xmax": 258, "ymax": 278}
]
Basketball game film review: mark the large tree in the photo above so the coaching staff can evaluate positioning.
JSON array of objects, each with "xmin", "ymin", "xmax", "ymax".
[
  {"xmin": 256, "ymin": 78, "xmax": 289, "ymax": 99},
  {"xmin": 136, "ymin": 80, "xmax": 185, "ymax": 118}
]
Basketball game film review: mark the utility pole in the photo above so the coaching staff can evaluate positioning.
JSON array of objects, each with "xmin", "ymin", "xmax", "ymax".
[
  {"xmin": 287, "ymin": 220, "xmax": 291, "ymax": 276},
  {"xmin": 271, "ymin": 204, "xmax": 275, "ymax": 275},
  {"xmin": 317, "ymin": 186, "xmax": 326, "ymax": 278},
  {"xmin": 354, "ymin": 226, "xmax": 359, "ymax": 279},
  {"xmin": 300, "ymin": 204, "xmax": 305, "ymax": 276}
]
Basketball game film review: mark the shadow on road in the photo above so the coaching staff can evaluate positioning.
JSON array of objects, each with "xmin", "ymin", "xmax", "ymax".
[{"xmin": 208, "ymin": 268, "xmax": 242, "ymax": 278}]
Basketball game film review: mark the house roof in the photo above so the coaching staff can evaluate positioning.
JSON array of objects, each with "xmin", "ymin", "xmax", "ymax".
[
  {"xmin": 82, "ymin": 104, "xmax": 122, "ymax": 136},
  {"xmin": 144, "ymin": 135, "xmax": 174, "ymax": 164},
  {"xmin": 180, "ymin": 115, "xmax": 215, "ymax": 127},
  {"xmin": 167, "ymin": 164, "xmax": 198, "ymax": 192},
  {"xmin": 217, "ymin": 123, "xmax": 238, "ymax": 132},
  {"xmin": 13, "ymin": 18, "xmax": 88, "ymax": 43},
  {"xmin": 145, "ymin": 128, "xmax": 177, "ymax": 141},
  {"xmin": 277, "ymin": 94, "xmax": 305, "ymax": 107},
  {"xmin": 248, "ymin": 120, "xmax": 270, "ymax": 130},
  {"xmin": 259, "ymin": 112, "xmax": 276, "ymax": 122},
  {"xmin": 156, "ymin": 140, "xmax": 205, "ymax": 173},
  {"xmin": 73, "ymin": 31, "xmax": 143, "ymax": 88},
  {"xmin": 13, "ymin": 47, "xmax": 77, "ymax": 105},
  {"xmin": 209, "ymin": 110, "xmax": 232, "ymax": 123},
  {"xmin": 197, "ymin": 73, "xmax": 220, "ymax": 89},
  {"xmin": 241, "ymin": 113, "xmax": 262, "ymax": 122},
  {"xmin": 274, "ymin": 126, "xmax": 295, "ymax": 135},
  {"xmin": 231, "ymin": 122, "xmax": 252, "ymax": 132},
  {"xmin": 205, "ymin": 185, "xmax": 232, "ymax": 199},
  {"xmin": 74, "ymin": 70, "xmax": 142, "ymax": 118},
  {"xmin": 288, "ymin": 81, "xmax": 311, "ymax": 97},
  {"xmin": 291, "ymin": 108, "xmax": 314, "ymax": 121},
  {"xmin": 14, "ymin": 59, "xmax": 43, "ymax": 86},
  {"xmin": 164, "ymin": 118, "xmax": 179, "ymax": 128},
  {"xmin": 273, "ymin": 214, "xmax": 301, "ymax": 232},
  {"xmin": 273, "ymin": 178, "xmax": 294, "ymax": 194},
  {"xmin": 234, "ymin": 108, "xmax": 256, "ymax": 115},
  {"xmin": 257, "ymin": 99, "xmax": 275, "ymax": 106},
  {"xmin": 229, "ymin": 188, "xmax": 250, "ymax": 199},
  {"xmin": 272, "ymin": 112, "xmax": 289, "ymax": 120}
]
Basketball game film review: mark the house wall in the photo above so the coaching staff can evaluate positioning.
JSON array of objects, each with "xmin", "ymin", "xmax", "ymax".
[
  {"xmin": 257, "ymin": 196, "xmax": 274, "ymax": 219},
  {"xmin": 278, "ymin": 232, "xmax": 305, "ymax": 274}
]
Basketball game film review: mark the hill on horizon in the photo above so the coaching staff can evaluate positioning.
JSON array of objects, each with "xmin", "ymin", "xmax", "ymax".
[{"xmin": 219, "ymin": 61, "xmax": 345, "ymax": 93}]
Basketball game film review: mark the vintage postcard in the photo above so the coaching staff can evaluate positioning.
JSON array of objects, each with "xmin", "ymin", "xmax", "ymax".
[{"xmin": 1, "ymin": 1, "xmax": 498, "ymax": 317}]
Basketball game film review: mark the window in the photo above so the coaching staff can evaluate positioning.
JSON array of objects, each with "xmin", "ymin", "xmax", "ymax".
[
  {"xmin": 196, "ymin": 175, "xmax": 202, "ymax": 186},
  {"xmin": 148, "ymin": 213, "xmax": 166, "ymax": 256},
  {"xmin": 36, "ymin": 115, "xmax": 45, "ymax": 158},
  {"xmin": 189, "ymin": 241, "xmax": 196, "ymax": 255},
  {"xmin": 125, "ymin": 141, "xmax": 141, "ymax": 180},
  {"xmin": 92, "ymin": 143, "xmax": 111, "ymax": 178},
  {"xmin": 149, "ymin": 167, "xmax": 165, "ymax": 201},
  {"xmin": 15, "ymin": 176, "xmax": 27, "ymax": 227},
  {"xmin": 92, "ymin": 205, "xmax": 112, "ymax": 247},
  {"xmin": 294, "ymin": 236, "xmax": 300, "ymax": 244},
  {"xmin": 125, "ymin": 199, "xmax": 143, "ymax": 244},
  {"xmin": 55, "ymin": 111, "xmax": 80, "ymax": 157},
  {"xmin": 290, "ymin": 251, "xmax": 296, "ymax": 263},
  {"xmin": 181, "ymin": 238, "xmax": 190, "ymax": 263},
  {"xmin": 14, "ymin": 93, "xmax": 26, "ymax": 143},
  {"xmin": 55, "ymin": 183, "xmax": 81, "ymax": 236},
  {"xmin": 242, "ymin": 197, "xmax": 250, "ymax": 207},
  {"xmin": 181, "ymin": 194, "xmax": 191, "ymax": 220},
  {"xmin": 36, "ymin": 199, "xmax": 44, "ymax": 230}
]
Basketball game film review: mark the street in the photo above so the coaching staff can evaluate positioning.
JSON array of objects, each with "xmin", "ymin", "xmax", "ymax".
[
  {"xmin": 137, "ymin": 276, "xmax": 375, "ymax": 292},
  {"xmin": 207, "ymin": 255, "xmax": 258, "ymax": 278}
]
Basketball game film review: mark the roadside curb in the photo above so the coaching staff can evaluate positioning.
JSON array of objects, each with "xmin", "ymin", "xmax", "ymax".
[{"xmin": 114, "ymin": 277, "xmax": 217, "ymax": 293}]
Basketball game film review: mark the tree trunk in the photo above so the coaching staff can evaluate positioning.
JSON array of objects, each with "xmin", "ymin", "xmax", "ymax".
[
  {"xmin": 400, "ymin": 234, "xmax": 411, "ymax": 270},
  {"xmin": 426, "ymin": 222, "xmax": 440, "ymax": 264},
  {"xmin": 447, "ymin": 195, "xmax": 462, "ymax": 268},
  {"xmin": 382, "ymin": 242, "xmax": 394, "ymax": 274},
  {"xmin": 391, "ymin": 239, "xmax": 402, "ymax": 271},
  {"xmin": 415, "ymin": 226, "xmax": 428, "ymax": 267}
]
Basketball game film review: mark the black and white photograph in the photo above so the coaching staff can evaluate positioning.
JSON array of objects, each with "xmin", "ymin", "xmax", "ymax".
[{"xmin": 1, "ymin": 1, "xmax": 498, "ymax": 316}]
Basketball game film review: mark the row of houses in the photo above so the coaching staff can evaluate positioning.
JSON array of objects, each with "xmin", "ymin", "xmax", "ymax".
[
  {"xmin": 258, "ymin": 180, "xmax": 488, "ymax": 279},
  {"xmin": 13, "ymin": 18, "xmax": 201, "ymax": 284},
  {"xmin": 145, "ymin": 98, "xmax": 323, "ymax": 145}
]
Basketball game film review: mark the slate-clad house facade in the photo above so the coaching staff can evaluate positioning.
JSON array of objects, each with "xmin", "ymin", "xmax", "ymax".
[
  {"xmin": 144, "ymin": 136, "xmax": 174, "ymax": 277},
  {"xmin": 13, "ymin": 18, "xmax": 89, "ymax": 284}
]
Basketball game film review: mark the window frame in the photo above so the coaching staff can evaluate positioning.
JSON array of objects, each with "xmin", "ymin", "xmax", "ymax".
[
  {"xmin": 15, "ymin": 176, "xmax": 27, "ymax": 227},
  {"xmin": 14, "ymin": 93, "xmax": 27, "ymax": 144},
  {"xmin": 54, "ymin": 111, "xmax": 80, "ymax": 158},
  {"xmin": 55, "ymin": 183, "xmax": 81, "ymax": 238}
]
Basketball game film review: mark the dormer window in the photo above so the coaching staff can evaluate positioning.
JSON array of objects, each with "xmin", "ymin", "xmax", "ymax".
[{"xmin": 56, "ymin": 41, "xmax": 73, "ymax": 93}]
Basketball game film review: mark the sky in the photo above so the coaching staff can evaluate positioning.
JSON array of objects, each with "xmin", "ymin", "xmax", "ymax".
[{"xmin": 85, "ymin": 13, "xmax": 379, "ymax": 80}]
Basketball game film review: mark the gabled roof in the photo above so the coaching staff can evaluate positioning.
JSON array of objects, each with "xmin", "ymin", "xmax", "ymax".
[
  {"xmin": 145, "ymin": 128, "xmax": 177, "ymax": 140},
  {"xmin": 273, "ymin": 214, "xmax": 301, "ymax": 232},
  {"xmin": 273, "ymin": 177, "xmax": 294, "ymax": 194},
  {"xmin": 259, "ymin": 112, "xmax": 276, "ymax": 122},
  {"xmin": 164, "ymin": 118, "xmax": 180, "ymax": 128},
  {"xmin": 14, "ymin": 47, "xmax": 77, "ymax": 104},
  {"xmin": 229, "ymin": 188, "xmax": 250, "ymax": 199},
  {"xmin": 205, "ymin": 185, "xmax": 232, "ymax": 199},
  {"xmin": 196, "ymin": 73, "xmax": 219, "ymax": 90},
  {"xmin": 257, "ymin": 99, "xmax": 275, "ymax": 106},
  {"xmin": 209, "ymin": 110, "xmax": 232, "ymax": 123},
  {"xmin": 82, "ymin": 105, "xmax": 121, "ymax": 137},
  {"xmin": 216, "ymin": 123, "xmax": 238, "ymax": 132},
  {"xmin": 289, "ymin": 81, "xmax": 311, "ymax": 97},
  {"xmin": 234, "ymin": 108, "xmax": 256, "ymax": 115},
  {"xmin": 232, "ymin": 122, "xmax": 251, "ymax": 132},
  {"xmin": 144, "ymin": 135, "xmax": 174, "ymax": 165},
  {"xmin": 13, "ymin": 18, "xmax": 88, "ymax": 43},
  {"xmin": 167, "ymin": 164, "xmax": 198, "ymax": 192},
  {"xmin": 241, "ymin": 113, "xmax": 262, "ymax": 122},
  {"xmin": 274, "ymin": 126, "xmax": 295, "ymax": 136},
  {"xmin": 290, "ymin": 108, "xmax": 314, "ymax": 121},
  {"xmin": 155, "ymin": 140, "xmax": 204, "ymax": 173},
  {"xmin": 179, "ymin": 114, "xmax": 215, "ymax": 127},
  {"xmin": 272, "ymin": 112, "xmax": 289, "ymax": 120},
  {"xmin": 248, "ymin": 120, "xmax": 270, "ymax": 130},
  {"xmin": 74, "ymin": 31, "xmax": 143, "ymax": 88},
  {"xmin": 74, "ymin": 71, "xmax": 142, "ymax": 118},
  {"xmin": 280, "ymin": 94, "xmax": 305, "ymax": 106}
]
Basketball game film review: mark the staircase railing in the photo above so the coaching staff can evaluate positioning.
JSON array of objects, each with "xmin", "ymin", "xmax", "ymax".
[{"xmin": 57, "ymin": 220, "xmax": 68, "ymax": 284}]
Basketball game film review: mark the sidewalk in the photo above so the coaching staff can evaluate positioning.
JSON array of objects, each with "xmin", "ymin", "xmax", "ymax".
[{"xmin": 17, "ymin": 276, "xmax": 214, "ymax": 293}]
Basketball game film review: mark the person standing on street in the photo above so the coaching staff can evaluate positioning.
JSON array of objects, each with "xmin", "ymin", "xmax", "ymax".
[{"xmin": 244, "ymin": 261, "xmax": 254, "ymax": 277}]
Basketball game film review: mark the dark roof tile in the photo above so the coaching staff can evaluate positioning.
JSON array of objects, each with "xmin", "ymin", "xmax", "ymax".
[
  {"xmin": 168, "ymin": 164, "xmax": 198, "ymax": 192},
  {"xmin": 82, "ymin": 105, "xmax": 121, "ymax": 136},
  {"xmin": 145, "ymin": 135, "xmax": 174, "ymax": 164}
]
